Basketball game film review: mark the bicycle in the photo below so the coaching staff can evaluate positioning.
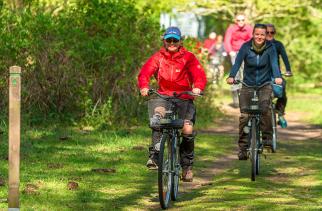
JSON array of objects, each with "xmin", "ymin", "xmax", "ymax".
[
  {"xmin": 146, "ymin": 89, "xmax": 201, "ymax": 209},
  {"xmin": 270, "ymin": 72, "xmax": 293, "ymax": 153},
  {"xmin": 235, "ymin": 80, "xmax": 272, "ymax": 181}
]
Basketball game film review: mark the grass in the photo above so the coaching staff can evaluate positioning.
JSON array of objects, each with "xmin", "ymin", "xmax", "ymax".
[
  {"xmin": 0, "ymin": 87, "xmax": 320, "ymax": 210},
  {"xmin": 0, "ymin": 121, "xmax": 320, "ymax": 210},
  {"xmin": 286, "ymin": 91, "xmax": 322, "ymax": 125},
  {"xmin": 0, "ymin": 125, "xmax": 233, "ymax": 210},
  {"xmin": 170, "ymin": 138, "xmax": 322, "ymax": 210}
]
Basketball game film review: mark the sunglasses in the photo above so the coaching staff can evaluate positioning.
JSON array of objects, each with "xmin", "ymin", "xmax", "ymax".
[
  {"xmin": 236, "ymin": 19, "xmax": 245, "ymax": 22},
  {"xmin": 267, "ymin": 31, "xmax": 275, "ymax": 35},
  {"xmin": 165, "ymin": 38, "xmax": 179, "ymax": 43}
]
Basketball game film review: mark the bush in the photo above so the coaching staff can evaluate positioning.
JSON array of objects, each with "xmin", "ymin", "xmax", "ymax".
[{"xmin": 0, "ymin": 0, "xmax": 160, "ymax": 128}]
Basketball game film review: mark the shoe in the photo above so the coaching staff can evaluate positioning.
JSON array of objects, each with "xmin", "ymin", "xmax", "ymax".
[
  {"xmin": 182, "ymin": 168, "xmax": 193, "ymax": 182},
  {"xmin": 238, "ymin": 150, "xmax": 248, "ymax": 160},
  {"xmin": 229, "ymin": 102, "xmax": 239, "ymax": 108},
  {"xmin": 278, "ymin": 115, "xmax": 287, "ymax": 128},
  {"xmin": 146, "ymin": 157, "xmax": 158, "ymax": 170}
]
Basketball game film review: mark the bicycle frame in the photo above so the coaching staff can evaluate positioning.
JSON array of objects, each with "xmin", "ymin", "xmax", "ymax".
[
  {"xmin": 146, "ymin": 89, "xmax": 202, "ymax": 209},
  {"xmin": 235, "ymin": 80, "xmax": 271, "ymax": 181}
]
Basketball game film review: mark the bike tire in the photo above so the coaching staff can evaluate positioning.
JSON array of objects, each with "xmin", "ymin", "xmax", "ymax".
[
  {"xmin": 271, "ymin": 107, "xmax": 277, "ymax": 153},
  {"xmin": 250, "ymin": 118, "xmax": 258, "ymax": 181},
  {"xmin": 256, "ymin": 139, "xmax": 260, "ymax": 175},
  {"xmin": 158, "ymin": 133, "xmax": 172, "ymax": 209},
  {"xmin": 171, "ymin": 132, "xmax": 180, "ymax": 201}
]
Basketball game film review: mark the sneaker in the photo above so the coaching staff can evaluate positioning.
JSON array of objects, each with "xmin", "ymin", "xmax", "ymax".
[
  {"xmin": 182, "ymin": 168, "xmax": 193, "ymax": 182},
  {"xmin": 146, "ymin": 157, "xmax": 158, "ymax": 170},
  {"xmin": 229, "ymin": 102, "xmax": 239, "ymax": 108},
  {"xmin": 278, "ymin": 115, "xmax": 287, "ymax": 128},
  {"xmin": 238, "ymin": 150, "xmax": 248, "ymax": 160}
]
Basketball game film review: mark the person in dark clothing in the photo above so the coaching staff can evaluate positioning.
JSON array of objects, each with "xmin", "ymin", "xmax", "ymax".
[
  {"xmin": 266, "ymin": 24, "xmax": 293, "ymax": 127},
  {"xmin": 226, "ymin": 23, "xmax": 283, "ymax": 160}
]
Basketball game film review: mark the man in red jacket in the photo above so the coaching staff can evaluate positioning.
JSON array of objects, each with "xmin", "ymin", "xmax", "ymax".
[
  {"xmin": 138, "ymin": 26, "xmax": 207, "ymax": 182},
  {"xmin": 224, "ymin": 13, "xmax": 253, "ymax": 107}
]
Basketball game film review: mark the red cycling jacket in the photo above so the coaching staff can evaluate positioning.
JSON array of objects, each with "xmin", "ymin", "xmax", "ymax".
[
  {"xmin": 138, "ymin": 47, "xmax": 207, "ymax": 100},
  {"xmin": 224, "ymin": 24, "xmax": 253, "ymax": 53}
]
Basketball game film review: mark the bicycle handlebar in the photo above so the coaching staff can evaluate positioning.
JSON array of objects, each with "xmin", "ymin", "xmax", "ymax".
[
  {"xmin": 233, "ymin": 80, "xmax": 271, "ymax": 89},
  {"xmin": 147, "ymin": 89, "xmax": 203, "ymax": 100}
]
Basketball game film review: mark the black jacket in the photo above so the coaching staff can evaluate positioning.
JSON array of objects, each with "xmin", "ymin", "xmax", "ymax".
[
  {"xmin": 229, "ymin": 39, "xmax": 281, "ymax": 86},
  {"xmin": 272, "ymin": 39, "xmax": 292, "ymax": 72}
]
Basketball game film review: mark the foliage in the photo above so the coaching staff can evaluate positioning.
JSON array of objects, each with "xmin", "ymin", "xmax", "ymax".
[
  {"xmin": 154, "ymin": 0, "xmax": 322, "ymax": 84},
  {"xmin": 0, "ymin": 0, "xmax": 160, "ymax": 127}
]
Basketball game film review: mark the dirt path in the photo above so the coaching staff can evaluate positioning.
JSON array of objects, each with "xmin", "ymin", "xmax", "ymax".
[
  {"xmin": 147, "ymin": 102, "xmax": 321, "ymax": 210},
  {"xmin": 186, "ymin": 103, "xmax": 321, "ymax": 189}
]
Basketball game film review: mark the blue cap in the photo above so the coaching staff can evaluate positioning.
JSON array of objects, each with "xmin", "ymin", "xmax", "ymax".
[{"xmin": 164, "ymin": 27, "xmax": 181, "ymax": 40}]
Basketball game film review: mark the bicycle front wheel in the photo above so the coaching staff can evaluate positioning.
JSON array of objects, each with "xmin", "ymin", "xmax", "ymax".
[
  {"xmin": 158, "ymin": 133, "xmax": 172, "ymax": 209},
  {"xmin": 171, "ymin": 132, "xmax": 180, "ymax": 201},
  {"xmin": 271, "ymin": 108, "xmax": 277, "ymax": 153},
  {"xmin": 250, "ymin": 118, "xmax": 259, "ymax": 181}
]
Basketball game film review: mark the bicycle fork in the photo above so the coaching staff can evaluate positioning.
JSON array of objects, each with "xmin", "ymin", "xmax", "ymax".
[{"xmin": 247, "ymin": 117, "xmax": 263, "ymax": 157}]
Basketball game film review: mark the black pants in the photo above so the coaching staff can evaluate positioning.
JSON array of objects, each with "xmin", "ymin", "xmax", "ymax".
[
  {"xmin": 149, "ymin": 98, "xmax": 196, "ymax": 169},
  {"xmin": 275, "ymin": 82, "xmax": 287, "ymax": 115},
  {"xmin": 238, "ymin": 85, "xmax": 273, "ymax": 150}
]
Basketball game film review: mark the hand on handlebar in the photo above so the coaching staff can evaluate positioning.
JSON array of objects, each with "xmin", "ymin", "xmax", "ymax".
[
  {"xmin": 192, "ymin": 88, "xmax": 201, "ymax": 95},
  {"xmin": 140, "ymin": 88, "xmax": 149, "ymax": 96},
  {"xmin": 275, "ymin": 78, "xmax": 283, "ymax": 85},
  {"xmin": 226, "ymin": 77, "xmax": 235, "ymax": 85}
]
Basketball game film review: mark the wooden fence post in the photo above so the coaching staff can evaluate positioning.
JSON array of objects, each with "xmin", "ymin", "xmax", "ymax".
[{"xmin": 8, "ymin": 66, "xmax": 21, "ymax": 210}]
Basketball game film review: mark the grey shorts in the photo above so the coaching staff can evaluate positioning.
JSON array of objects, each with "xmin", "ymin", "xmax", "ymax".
[{"xmin": 150, "ymin": 97, "xmax": 196, "ymax": 124}]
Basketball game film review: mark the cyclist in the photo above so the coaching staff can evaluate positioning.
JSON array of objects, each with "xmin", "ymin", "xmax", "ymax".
[
  {"xmin": 226, "ymin": 23, "xmax": 283, "ymax": 160},
  {"xmin": 203, "ymin": 32, "xmax": 217, "ymax": 54},
  {"xmin": 212, "ymin": 35, "xmax": 227, "ymax": 82},
  {"xmin": 266, "ymin": 23, "xmax": 293, "ymax": 128},
  {"xmin": 224, "ymin": 13, "xmax": 253, "ymax": 108},
  {"xmin": 138, "ymin": 26, "xmax": 207, "ymax": 182}
]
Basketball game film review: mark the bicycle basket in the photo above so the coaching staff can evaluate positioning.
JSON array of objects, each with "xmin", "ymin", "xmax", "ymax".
[
  {"xmin": 159, "ymin": 119, "xmax": 184, "ymax": 129},
  {"xmin": 239, "ymin": 86, "xmax": 271, "ymax": 114},
  {"xmin": 147, "ymin": 98, "xmax": 171, "ymax": 119}
]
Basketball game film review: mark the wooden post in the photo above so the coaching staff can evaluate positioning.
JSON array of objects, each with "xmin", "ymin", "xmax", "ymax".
[{"xmin": 8, "ymin": 66, "xmax": 21, "ymax": 210}]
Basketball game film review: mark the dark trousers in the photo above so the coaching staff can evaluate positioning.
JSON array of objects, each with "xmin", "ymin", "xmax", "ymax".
[
  {"xmin": 275, "ymin": 84, "xmax": 287, "ymax": 115},
  {"xmin": 149, "ymin": 98, "xmax": 196, "ymax": 168},
  {"xmin": 238, "ymin": 85, "xmax": 273, "ymax": 150}
]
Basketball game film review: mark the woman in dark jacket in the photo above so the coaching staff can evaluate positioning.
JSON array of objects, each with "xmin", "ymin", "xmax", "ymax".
[
  {"xmin": 266, "ymin": 24, "xmax": 293, "ymax": 128},
  {"xmin": 227, "ymin": 23, "xmax": 283, "ymax": 160}
]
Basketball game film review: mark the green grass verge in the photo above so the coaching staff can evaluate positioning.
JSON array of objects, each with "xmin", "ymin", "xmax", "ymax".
[
  {"xmin": 170, "ymin": 138, "xmax": 322, "ymax": 211},
  {"xmin": 0, "ymin": 126, "xmax": 233, "ymax": 210},
  {"xmin": 286, "ymin": 92, "xmax": 322, "ymax": 125}
]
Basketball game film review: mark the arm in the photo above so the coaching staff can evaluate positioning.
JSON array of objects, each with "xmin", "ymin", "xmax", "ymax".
[
  {"xmin": 228, "ymin": 44, "xmax": 246, "ymax": 78},
  {"xmin": 224, "ymin": 25, "xmax": 233, "ymax": 53},
  {"xmin": 138, "ymin": 53, "xmax": 159, "ymax": 89},
  {"xmin": 187, "ymin": 54, "xmax": 207, "ymax": 91},
  {"xmin": 270, "ymin": 45, "xmax": 282, "ymax": 79},
  {"xmin": 279, "ymin": 42, "xmax": 292, "ymax": 72}
]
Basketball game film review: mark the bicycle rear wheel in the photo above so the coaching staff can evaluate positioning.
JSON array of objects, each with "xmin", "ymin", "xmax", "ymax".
[
  {"xmin": 158, "ymin": 133, "xmax": 172, "ymax": 209},
  {"xmin": 271, "ymin": 107, "xmax": 277, "ymax": 153},
  {"xmin": 171, "ymin": 132, "xmax": 180, "ymax": 201},
  {"xmin": 250, "ymin": 118, "xmax": 258, "ymax": 181}
]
